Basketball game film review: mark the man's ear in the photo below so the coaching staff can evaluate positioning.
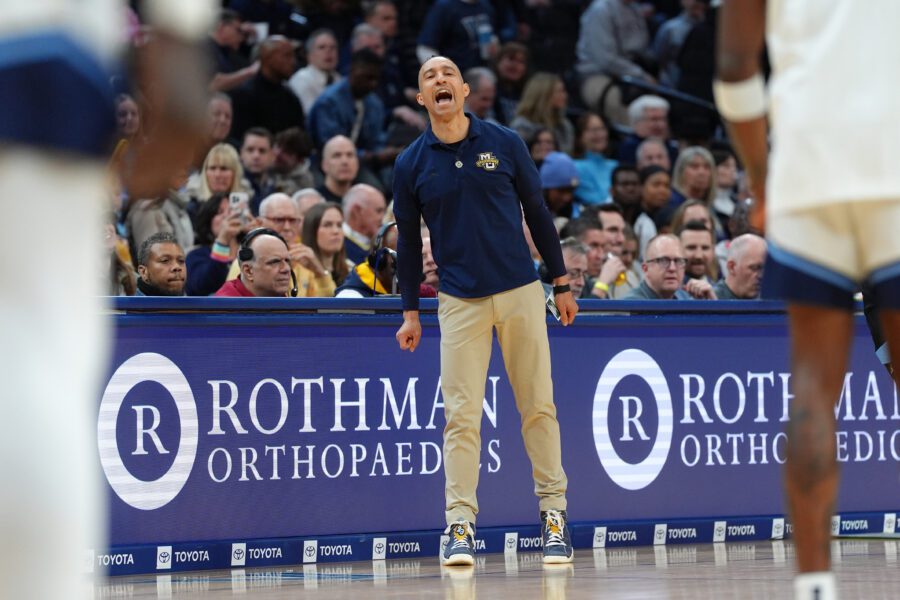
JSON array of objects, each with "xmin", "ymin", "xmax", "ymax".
[
  {"xmin": 416, "ymin": 92, "xmax": 425, "ymax": 107},
  {"xmin": 462, "ymin": 82, "xmax": 470, "ymax": 99},
  {"xmin": 727, "ymin": 259, "xmax": 737, "ymax": 277},
  {"xmin": 240, "ymin": 262, "xmax": 253, "ymax": 281},
  {"xmin": 137, "ymin": 265, "xmax": 148, "ymax": 281}
]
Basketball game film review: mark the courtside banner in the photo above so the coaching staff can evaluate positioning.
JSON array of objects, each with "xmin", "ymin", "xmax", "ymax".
[{"xmin": 101, "ymin": 300, "xmax": 899, "ymax": 554}]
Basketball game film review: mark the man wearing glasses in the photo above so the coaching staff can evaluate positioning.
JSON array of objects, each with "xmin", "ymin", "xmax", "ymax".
[
  {"xmin": 227, "ymin": 193, "xmax": 333, "ymax": 296},
  {"xmin": 624, "ymin": 234, "xmax": 716, "ymax": 299}
]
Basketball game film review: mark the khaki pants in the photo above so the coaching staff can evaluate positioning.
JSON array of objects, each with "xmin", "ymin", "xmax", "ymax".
[{"xmin": 438, "ymin": 280, "xmax": 567, "ymax": 525}]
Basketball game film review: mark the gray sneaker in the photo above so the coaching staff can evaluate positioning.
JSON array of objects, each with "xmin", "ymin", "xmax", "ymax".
[
  {"xmin": 541, "ymin": 510, "xmax": 574, "ymax": 564},
  {"xmin": 442, "ymin": 520, "xmax": 476, "ymax": 566}
]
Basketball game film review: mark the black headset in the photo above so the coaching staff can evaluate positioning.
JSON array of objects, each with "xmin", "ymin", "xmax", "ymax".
[
  {"xmin": 367, "ymin": 221, "xmax": 398, "ymax": 294},
  {"xmin": 238, "ymin": 227, "xmax": 298, "ymax": 297}
]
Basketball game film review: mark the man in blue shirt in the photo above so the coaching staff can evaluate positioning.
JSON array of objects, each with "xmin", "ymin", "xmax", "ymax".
[
  {"xmin": 308, "ymin": 49, "xmax": 402, "ymax": 170},
  {"xmin": 393, "ymin": 56, "xmax": 578, "ymax": 567}
]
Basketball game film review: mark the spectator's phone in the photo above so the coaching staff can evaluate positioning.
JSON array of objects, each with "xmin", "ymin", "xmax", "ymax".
[
  {"xmin": 229, "ymin": 192, "xmax": 249, "ymax": 223},
  {"xmin": 546, "ymin": 290, "xmax": 561, "ymax": 321}
]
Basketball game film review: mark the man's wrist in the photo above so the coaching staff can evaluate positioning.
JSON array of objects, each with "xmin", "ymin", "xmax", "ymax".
[
  {"xmin": 552, "ymin": 283, "xmax": 571, "ymax": 295},
  {"xmin": 402, "ymin": 310, "xmax": 420, "ymax": 322}
]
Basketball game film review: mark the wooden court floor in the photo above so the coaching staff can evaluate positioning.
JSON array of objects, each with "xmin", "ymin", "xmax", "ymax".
[{"xmin": 96, "ymin": 539, "xmax": 900, "ymax": 599}]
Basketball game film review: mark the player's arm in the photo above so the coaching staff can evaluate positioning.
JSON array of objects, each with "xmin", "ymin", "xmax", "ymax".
[
  {"xmin": 715, "ymin": 0, "xmax": 768, "ymax": 231},
  {"xmin": 125, "ymin": 1, "xmax": 217, "ymax": 198}
]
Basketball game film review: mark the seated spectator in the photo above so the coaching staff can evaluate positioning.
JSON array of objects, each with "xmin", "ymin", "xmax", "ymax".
[
  {"xmin": 634, "ymin": 165, "xmax": 672, "ymax": 257},
  {"xmin": 266, "ymin": 127, "xmax": 316, "ymax": 196},
  {"xmin": 715, "ymin": 197, "xmax": 753, "ymax": 274},
  {"xmin": 126, "ymin": 167, "xmax": 194, "ymax": 257},
  {"xmin": 540, "ymin": 152, "xmax": 579, "ymax": 228},
  {"xmin": 134, "ymin": 233, "xmax": 186, "ymax": 296},
  {"xmin": 714, "ymin": 233, "xmax": 766, "ymax": 300},
  {"xmin": 608, "ymin": 165, "xmax": 642, "ymax": 224},
  {"xmin": 712, "ymin": 147, "xmax": 739, "ymax": 233},
  {"xmin": 215, "ymin": 229, "xmax": 294, "ymax": 297},
  {"xmin": 343, "ymin": 184, "xmax": 388, "ymax": 264},
  {"xmin": 185, "ymin": 193, "xmax": 244, "ymax": 296},
  {"xmin": 209, "ymin": 94, "xmax": 234, "ymax": 143},
  {"xmin": 576, "ymin": 0, "xmax": 655, "ymax": 121},
  {"xmin": 186, "ymin": 143, "xmax": 253, "ymax": 207},
  {"xmin": 464, "ymin": 67, "xmax": 499, "ymax": 123},
  {"xmin": 527, "ymin": 128, "xmax": 558, "ymax": 169},
  {"xmin": 240, "ymin": 128, "xmax": 277, "ymax": 211},
  {"xmin": 301, "ymin": 201, "xmax": 351, "ymax": 292},
  {"xmin": 360, "ymin": 3, "xmax": 425, "ymax": 137},
  {"xmin": 294, "ymin": 188, "xmax": 326, "ymax": 234},
  {"xmin": 654, "ymin": 0, "xmax": 708, "ymax": 88},
  {"xmin": 288, "ymin": 29, "xmax": 341, "ymax": 114},
  {"xmin": 670, "ymin": 145, "xmax": 716, "ymax": 208},
  {"xmin": 559, "ymin": 237, "xmax": 589, "ymax": 298},
  {"xmin": 229, "ymin": 35, "xmax": 304, "ymax": 142},
  {"xmin": 422, "ymin": 236, "xmax": 439, "ymax": 293},
  {"xmin": 208, "ymin": 9, "xmax": 257, "ymax": 93},
  {"xmin": 671, "ymin": 199, "xmax": 713, "ymax": 235},
  {"xmin": 309, "ymin": 50, "xmax": 402, "ymax": 171},
  {"xmin": 104, "ymin": 215, "xmax": 136, "ymax": 296},
  {"xmin": 625, "ymin": 234, "xmax": 715, "ymax": 299},
  {"xmin": 417, "ymin": 0, "xmax": 499, "ymax": 72},
  {"xmin": 581, "ymin": 204, "xmax": 630, "ymax": 299},
  {"xmin": 617, "ymin": 96, "xmax": 679, "ymax": 166},
  {"xmin": 336, "ymin": 222, "xmax": 399, "ymax": 297},
  {"xmin": 491, "ymin": 41, "xmax": 529, "ymax": 125},
  {"xmin": 315, "ymin": 135, "xmax": 385, "ymax": 202},
  {"xmin": 227, "ymin": 193, "xmax": 334, "ymax": 297},
  {"xmin": 114, "ymin": 93, "xmax": 142, "ymax": 144},
  {"xmin": 678, "ymin": 220, "xmax": 719, "ymax": 283},
  {"xmin": 561, "ymin": 217, "xmax": 605, "ymax": 285},
  {"xmin": 636, "ymin": 137, "xmax": 672, "ymax": 172},
  {"xmin": 510, "ymin": 73, "xmax": 574, "ymax": 154},
  {"xmin": 572, "ymin": 112, "xmax": 618, "ymax": 213},
  {"xmin": 617, "ymin": 225, "xmax": 643, "ymax": 294}
]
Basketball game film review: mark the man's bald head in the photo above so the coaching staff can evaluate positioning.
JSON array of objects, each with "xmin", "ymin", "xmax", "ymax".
[
  {"xmin": 418, "ymin": 56, "xmax": 461, "ymax": 89},
  {"xmin": 259, "ymin": 35, "xmax": 296, "ymax": 81}
]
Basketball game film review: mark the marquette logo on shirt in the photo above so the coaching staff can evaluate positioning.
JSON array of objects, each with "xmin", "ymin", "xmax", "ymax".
[{"xmin": 475, "ymin": 152, "xmax": 500, "ymax": 171}]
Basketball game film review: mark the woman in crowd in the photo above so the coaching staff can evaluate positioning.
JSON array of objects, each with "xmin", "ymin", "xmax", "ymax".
[
  {"xmin": 186, "ymin": 143, "xmax": 252, "ymax": 203},
  {"xmin": 712, "ymin": 147, "xmax": 739, "ymax": 236},
  {"xmin": 634, "ymin": 165, "xmax": 672, "ymax": 258},
  {"xmin": 571, "ymin": 111, "xmax": 618, "ymax": 213},
  {"xmin": 511, "ymin": 72, "xmax": 574, "ymax": 154},
  {"xmin": 185, "ymin": 192, "xmax": 243, "ymax": 296},
  {"xmin": 492, "ymin": 41, "xmax": 530, "ymax": 125},
  {"xmin": 527, "ymin": 128, "xmax": 558, "ymax": 170},
  {"xmin": 114, "ymin": 93, "xmax": 142, "ymax": 143},
  {"xmin": 301, "ymin": 202, "xmax": 350, "ymax": 295},
  {"xmin": 670, "ymin": 145, "xmax": 716, "ymax": 208}
]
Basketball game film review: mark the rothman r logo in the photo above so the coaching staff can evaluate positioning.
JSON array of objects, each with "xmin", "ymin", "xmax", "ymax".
[{"xmin": 476, "ymin": 152, "xmax": 500, "ymax": 171}]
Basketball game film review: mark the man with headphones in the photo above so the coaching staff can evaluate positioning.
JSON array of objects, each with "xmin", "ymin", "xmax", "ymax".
[
  {"xmin": 215, "ymin": 228, "xmax": 298, "ymax": 297},
  {"xmin": 336, "ymin": 221, "xmax": 399, "ymax": 297}
]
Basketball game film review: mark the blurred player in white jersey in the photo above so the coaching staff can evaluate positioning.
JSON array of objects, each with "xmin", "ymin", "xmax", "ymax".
[
  {"xmin": 0, "ymin": 1, "xmax": 214, "ymax": 597},
  {"xmin": 716, "ymin": 1, "xmax": 900, "ymax": 599}
]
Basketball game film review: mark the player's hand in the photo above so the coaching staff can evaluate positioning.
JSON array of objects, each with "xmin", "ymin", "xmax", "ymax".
[
  {"xmin": 396, "ymin": 311, "xmax": 422, "ymax": 351},
  {"xmin": 554, "ymin": 291, "xmax": 579, "ymax": 326}
]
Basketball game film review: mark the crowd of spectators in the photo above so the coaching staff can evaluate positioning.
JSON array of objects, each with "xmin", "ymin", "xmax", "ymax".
[{"xmin": 107, "ymin": 0, "xmax": 765, "ymax": 302}]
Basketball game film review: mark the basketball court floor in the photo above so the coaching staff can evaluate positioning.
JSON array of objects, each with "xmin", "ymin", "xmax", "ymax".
[{"xmin": 96, "ymin": 538, "xmax": 900, "ymax": 598}]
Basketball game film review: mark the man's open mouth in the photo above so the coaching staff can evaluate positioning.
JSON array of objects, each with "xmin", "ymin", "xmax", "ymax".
[{"xmin": 435, "ymin": 89, "xmax": 453, "ymax": 104}]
